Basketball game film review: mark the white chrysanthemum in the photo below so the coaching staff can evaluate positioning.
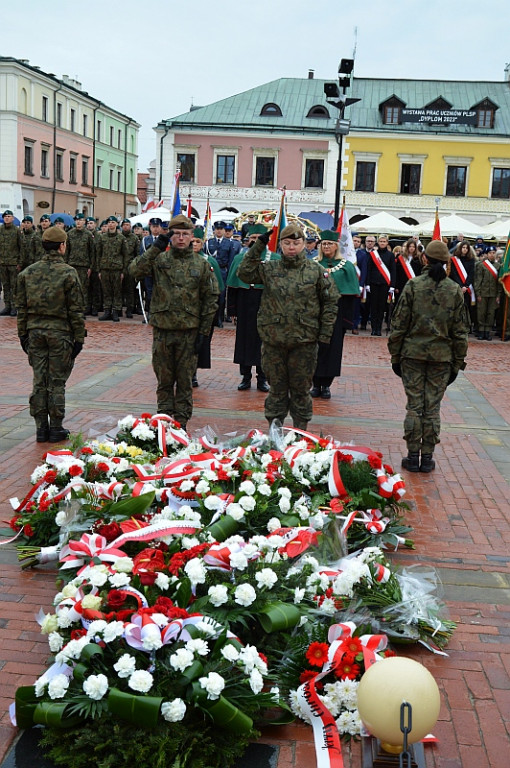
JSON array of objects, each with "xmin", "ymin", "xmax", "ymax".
[
  {"xmin": 226, "ymin": 502, "xmax": 244, "ymax": 521},
  {"xmin": 221, "ymin": 644, "xmax": 240, "ymax": 662},
  {"xmin": 131, "ymin": 422, "xmax": 155, "ymax": 440},
  {"xmin": 48, "ymin": 673, "xmax": 70, "ymax": 700},
  {"xmin": 234, "ymin": 583, "xmax": 256, "ymax": 607},
  {"xmin": 155, "ymin": 572, "xmax": 170, "ymax": 590},
  {"xmin": 229, "ymin": 551, "xmax": 249, "ymax": 571},
  {"xmin": 128, "ymin": 669, "xmax": 153, "ymax": 693},
  {"xmin": 249, "ymin": 668, "xmax": 264, "ymax": 694},
  {"xmin": 113, "ymin": 556, "xmax": 134, "ymax": 573},
  {"xmin": 161, "ymin": 698, "xmax": 186, "ymax": 722},
  {"xmin": 83, "ymin": 673, "xmax": 108, "ymax": 700},
  {"xmin": 185, "ymin": 638, "xmax": 209, "ymax": 656},
  {"xmin": 170, "ymin": 648, "xmax": 194, "ymax": 672},
  {"xmin": 289, "ymin": 690, "xmax": 311, "ymax": 723},
  {"xmin": 114, "ymin": 653, "xmax": 137, "ymax": 678},
  {"xmin": 109, "ymin": 571, "xmax": 131, "ymax": 588},
  {"xmin": 208, "ymin": 584, "xmax": 229, "ymax": 606},
  {"xmin": 48, "ymin": 631, "xmax": 64, "ymax": 652},
  {"xmin": 255, "ymin": 568, "xmax": 278, "ymax": 589},
  {"xmin": 267, "ymin": 517, "xmax": 281, "ymax": 533},
  {"xmin": 238, "ymin": 495, "xmax": 256, "ymax": 511},
  {"xmin": 199, "ymin": 672, "xmax": 225, "ymax": 700},
  {"xmin": 31, "ymin": 464, "xmax": 50, "ymax": 484},
  {"xmin": 239, "ymin": 480, "xmax": 256, "ymax": 496},
  {"xmin": 118, "ymin": 415, "xmax": 136, "ymax": 429},
  {"xmin": 103, "ymin": 621, "xmax": 125, "ymax": 643},
  {"xmin": 335, "ymin": 679, "xmax": 359, "ymax": 709},
  {"xmin": 184, "ymin": 557, "xmax": 207, "ymax": 586}
]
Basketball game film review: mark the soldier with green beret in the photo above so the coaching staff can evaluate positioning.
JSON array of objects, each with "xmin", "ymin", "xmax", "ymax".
[
  {"xmin": 120, "ymin": 218, "xmax": 139, "ymax": 318},
  {"xmin": 20, "ymin": 215, "xmax": 37, "ymax": 269},
  {"xmin": 0, "ymin": 209, "xmax": 25, "ymax": 316},
  {"xmin": 388, "ymin": 240, "xmax": 468, "ymax": 473},
  {"xmin": 96, "ymin": 216, "xmax": 127, "ymax": 322},
  {"xmin": 237, "ymin": 222, "xmax": 339, "ymax": 431},
  {"xmin": 30, "ymin": 214, "xmax": 52, "ymax": 265},
  {"xmin": 129, "ymin": 214, "xmax": 219, "ymax": 429},
  {"xmin": 67, "ymin": 214, "xmax": 95, "ymax": 313},
  {"xmin": 16, "ymin": 226, "xmax": 85, "ymax": 442}
]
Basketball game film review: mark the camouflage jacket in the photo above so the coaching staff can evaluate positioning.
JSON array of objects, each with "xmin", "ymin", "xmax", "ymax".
[
  {"xmin": 237, "ymin": 238, "xmax": 339, "ymax": 345},
  {"xmin": 122, "ymin": 231, "xmax": 140, "ymax": 264},
  {"xmin": 20, "ymin": 228, "xmax": 37, "ymax": 268},
  {"xmin": 16, "ymin": 251, "xmax": 85, "ymax": 341},
  {"xmin": 96, "ymin": 232, "xmax": 127, "ymax": 271},
  {"xmin": 474, "ymin": 259, "xmax": 499, "ymax": 298},
  {"xmin": 130, "ymin": 244, "xmax": 219, "ymax": 334},
  {"xmin": 30, "ymin": 232, "xmax": 46, "ymax": 265},
  {"xmin": 66, "ymin": 228, "xmax": 95, "ymax": 268},
  {"xmin": 0, "ymin": 223, "xmax": 24, "ymax": 267},
  {"xmin": 388, "ymin": 268, "xmax": 468, "ymax": 373}
]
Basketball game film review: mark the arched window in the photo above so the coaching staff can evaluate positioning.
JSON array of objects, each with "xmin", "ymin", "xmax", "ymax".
[
  {"xmin": 306, "ymin": 105, "xmax": 330, "ymax": 118},
  {"xmin": 260, "ymin": 103, "xmax": 282, "ymax": 117}
]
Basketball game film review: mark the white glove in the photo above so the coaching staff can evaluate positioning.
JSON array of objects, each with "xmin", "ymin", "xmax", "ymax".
[{"xmin": 365, "ymin": 285, "xmax": 370, "ymax": 293}]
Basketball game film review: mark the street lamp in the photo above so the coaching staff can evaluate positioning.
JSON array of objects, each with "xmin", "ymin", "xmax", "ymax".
[{"xmin": 324, "ymin": 58, "xmax": 360, "ymax": 223}]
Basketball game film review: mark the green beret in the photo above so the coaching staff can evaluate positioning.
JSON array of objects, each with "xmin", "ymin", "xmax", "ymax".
[
  {"xmin": 248, "ymin": 223, "xmax": 268, "ymax": 235},
  {"xmin": 86, "ymin": 216, "xmax": 96, "ymax": 222},
  {"xmin": 168, "ymin": 214, "xmax": 194, "ymax": 231},
  {"xmin": 280, "ymin": 223, "xmax": 305, "ymax": 241},
  {"xmin": 107, "ymin": 215, "xmax": 118, "ymax": 223},
  {"xmin": 74, "ymin": 213, "xmax": 85, "ymax": 220},
  {"xmin": 54, "ymin": 216, "xmax": 64, "ymax": 224},
  {"xmin": 193, "ymin": 227, "xmax": 205, "ymax": 239},
  {"xmin": 22, "ymin": 215, "xmax": 34, "ymax": 223},
  {"xmin": 42, "ymin": 226, "xmax": 67, "ymax": 244},
  {"xmin": 3, "ymin": 209, "xmax": 13, "ymax": 216},
  {"xmin": 121, "ymin": 218, "xmax": 130, "ymax": 224},
  {"xmin": 319, "ymin": 230, "xmax": 339, "ymax": 242},
  {"xmin": 40, "ymin": 214, "xmax": 51, "ymax": 221}
]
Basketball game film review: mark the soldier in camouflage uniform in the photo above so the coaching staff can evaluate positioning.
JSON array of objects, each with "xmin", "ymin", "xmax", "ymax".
[
  {"xmin": 66, "ymin": 213, "xmax": 95, "ymax": 312},
  {"xmin": 85, "ymin": 217, "xmax": 101, "ymax": 315},
  {"xmin": 120, "ymin": 218, "xmax": 139, "ymax": 318},
  {"xmin": 0, "ymin": 209, "xmax": 25, "ymax": 316},
  {"xmin": 30, "ymin": 214, "xmax": 52, "ymax": 265},
  {"xmin": 20, "ymin": 216, "xmax": 37, "ymax": 269},
  {"xmin": 237, "ymin": 223, "xmax": 338, "ymax": 430},
  {"xmin": 16, "ymin": 226, "xmax": 85, "ymax": 442},
  {"xmin": 129, "ymin": 214, "xmax": 219, "ymax": 429},
  {"xmin": 388, "ymin": 240, "xmax": 468, "ymax": 473},
  {"xmin": 474, "ymin": 245, "xmax": 499, "ymax": 340},
  {"xmin": 96, "ymin": 216, "xmax": 127, "ymax": 322}
]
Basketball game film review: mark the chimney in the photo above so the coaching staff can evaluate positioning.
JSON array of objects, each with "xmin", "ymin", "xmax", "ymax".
[{"xmin": 308, "ymin": 69, "xmax": 314, "ymax": 79}]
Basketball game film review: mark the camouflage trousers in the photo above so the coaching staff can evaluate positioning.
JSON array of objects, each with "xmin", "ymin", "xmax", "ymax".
[
  {"xmin": 27, "ymin": 329, "xmax": 74, "ymax": 427},
  {"xmin": 261, "ymin": 341, "xmax": 318, "ymax": 428},
  {"xmin": 477, "ymin": 296, "xmax": 497, "ymax": 333},
  {"xmin": 72, "ymin": 267, "xmax": 89, "ymax": 303},
  {"xmin": 0, "ymin": 265, "xmax": 18, "ymax": 308},
  {"xmin": 101, "ymin": 269, "xmax": 122, "ymax": 311},
  {"xmin": 88, "ymin": 271, "xmax": 103, "ymax": 312},
  {"xmin": 152, "ymin": 328, "xmax": 198, "ymax": 427},
  {"xmin": 401, "ymin": 358, "xmax": 451, "ymax": 454},
  {"xmin": 122, "ymin": 273, "xmax": 136, "ymax": 310}
]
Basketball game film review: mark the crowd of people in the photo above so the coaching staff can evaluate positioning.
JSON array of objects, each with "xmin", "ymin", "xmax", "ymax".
[{"xmin": 0, "ymin": 207, "xmax": 508, "ymax": 468}]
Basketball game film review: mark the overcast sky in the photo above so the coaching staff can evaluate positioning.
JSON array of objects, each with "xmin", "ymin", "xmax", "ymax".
[{"xmin": 3, "ymin": 0, "xmax": 507, "ymax": 171}]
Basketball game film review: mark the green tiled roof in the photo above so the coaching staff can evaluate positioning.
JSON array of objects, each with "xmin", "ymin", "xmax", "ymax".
[{"xmin": 162, "ymin": 77, "xmax": 510, "ymax": 137}]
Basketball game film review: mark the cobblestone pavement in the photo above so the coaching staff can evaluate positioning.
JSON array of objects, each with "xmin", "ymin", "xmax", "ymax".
[{"xmin": 1, "ymin": 315, "xmax": 509, "ymax": 767}]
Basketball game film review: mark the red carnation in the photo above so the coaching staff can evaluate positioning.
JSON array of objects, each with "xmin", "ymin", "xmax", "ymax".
[
  {"xmin": 97, "ymin": 462, "xmax": 110, "ymax": 473},
  {"xmin": 383, "ymin": 463, "xmax": 394, "ymax": 475},
  {"xmin": 80, "ymin": 447, "xmax": 94, "ymax": 455},
  {"xmin": 9, "ymin": 516, "xmax": 22, "ymax": 531},
  {"xmin": 24, "ymin": 524, "xmax": 34, "ymax": 537},
  {"xmin": 305, "ymin": 642, "xmax": 329, "ymax": 668},
  {"xmin": 70, "ymin": 628, "xmax": 88, "ymax": 640},
  {"xmin": 44, "ymin": 470, "xmax": 58, "ymax": 483},
  {"xmin": 384, "ymin": 649, "xmax": 397, "ymax": 658},
  {"xmin": 140, "ymin": 412, "xmax": 152, "ymax": 419},
  {"xmin": 112, "ymin": 457, "xmax": 121, "ymax": 464},
  {"xmin": 69, "ymin": 464, "xmax": 84, "ymax": 477}
]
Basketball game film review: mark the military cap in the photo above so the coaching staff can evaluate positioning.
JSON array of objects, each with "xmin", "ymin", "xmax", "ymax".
[
  {"xmin": 40, "ymin": 214, "xmax": 51, "ymax": 221},
  {"xmin": 213, "ymin": 220, "xmax": 227, "ymax": 229},
  {"xmin": 133, "ymin": 222, "xmax": 143, "ymax": 228},
  {"xmin": 168, "ymin": 214, "xmax": 194, "ymax": 231},
  {"xmin": 22, "ymin": 215, "xmax": 34, "ymax": 223},
  {"xmin": 225, "ymin": 223, "xmax": 234, "ymax": 230},
  {"xmin": 3, "ymin": 209, "xmax": 13, "ymax": 216},
  {"xmin": 86, "ymin": 216, "xmax": 96, "ymax": 222},
  {"xmin": 149, "ymin": 217, "xmax": 163, "ymax": 226},
  {"xmin": 121, "ymin": 218, "xmax": 130, "ymax": 224},
  {"xmin": 485, "ymin": 244, "xmax": 497, "ymax": 253},
  {"xmin": 74, "ymin": 213, "xmax": 85, "ymax": 220},
  {"xmin": 42, "ymin": 226, "xmax": 67, "ymax": 243},
  {"xmin": 306, "ymin": 234, "xmax": 317, "ymax": 242},
  {"xmin": 425, "ymin": 240, "xmax": 449, "ymax": 262},
  {"xmin": 193, "ymin": 226, "xmax": 205, "ymax": 239},
  {"xmin": 319, "ymin": 230, "xmax": 339, "ymax": 242},
  {"xmin": 106, "ymin": 215, "xmax": 118, "ymax": 223},
  {"xmin": 249, "ymin": 223, "xmax": 268, "ymax": 236},
  {"xmin": 143, "ymin": 225, "xmax": 150, "ymax": 231},
  {"xmin": 234, "ymin": 230, "xmax": 242, "ymax": 236},
  {"xmin": 247, "ymin": 213, "xmax": 256, "ymax": 219},
  {"xmin": 280, "ymin": 223, "xmax": 305, "ymax": 241},
  {"xmin": 54, "ymin": 216, "xmax": 65, "ymax": 224}
]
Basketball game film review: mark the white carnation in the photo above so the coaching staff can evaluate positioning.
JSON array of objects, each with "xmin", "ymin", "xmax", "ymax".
[
  {"xmin": 161, "ymin": 698, "xmax": 186, "ymax": 722},
  {"xmin": 249, "ymin": 668, "xmax": 264, "ymax": 694},
  {"xmin": 48, "ymin": 673, "xmax": 70, "ymax": 700},
  {"xmin": 155, "ymin": 572, "xmax": 170, "ymax": 590},
  {"xmin": 48, "ymin": 632, "xmax": 64, "ymax": 652},
  {"xmin": 114, "ymin": 653, "xmax": 136, "ymax": 678},
  {"xmin": 128, "ymin": 669, "xmax": 153, "ymax": 693},
  {"xmin": 267, "ymin": 517, "xmax": 281, "ymax": 533},
  {"xmin": 103, "ymin": 621, "xmax": 125, "ymax": 643},
  {"xmin": 220, "ymin": 644, "xmax": 240, "ymax": 662},
  {"xmin": 234, "ymin": 583, "xmax": 256, "ymax": 607},
  {"xmin": 184, "ymin": 557, "xmax": 207, "ymax": 586},
  {"xmin": 199, "ymin": 672, "xmax": 225, "ymax": 700},
  {"xmin": 195, "ymin": 479, "xmax": 210, "ymax": 495},
  {"xmin": 204, "ymin": 494, "xmax": 222, "ymax": 510},
  {"xmin": 83, "ymin": 673, "xmax": 108, "ymax": 700},
  {"xmin": 229, "ymin": 551, "xmax": 249, "ymax": 570},
  {"xmin": 226, "ymin": 502, "xmax": 244, "ymax": 521},
  {"xmin": 239, "ymin": 495, "xmax": 256, "ymax": 511},
  {"xmin": 109, "ymin": 572, "xmax": 131, "ymax": 588},
  {"xmin": 208, "ymin": 584, "xmax": 229, "ymax": 606},
  {"xmin": 239, "ymin": 480, "xmax": 256, "ymax": 496},
  {"xmin": 185, "ymin": 638, "xmax": 209, "ymax": 656},
  {"xmin": 169, "ymin": 648, "xmax": 194, "ymax": 672},
  {"xmin": 258, "ymin": 483, "xmax": 272, "ymax": 496},
  {"xmin": 255, "ymin": 568, "xmax": 278, "ymax": 589}
]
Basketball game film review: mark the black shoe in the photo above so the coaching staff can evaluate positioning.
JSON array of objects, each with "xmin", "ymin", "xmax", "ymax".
[
  {"xmin": 36, "ymin": 427, "xmax": 50, "ymax": 442},
  {"xmin": 192, "ymin": 375, "xmax": 199, "ymax": 388},
  {"xmin": 126, "ymin": 308, "xmax": 133, "ymax": 318},
  {"xmin": 237, "ymin": 376, "xmax": 251, "ymax": 391},
  {"xmin": 217, "ymin": 319, "xmax": 223, "ymax": 328},
  {"xmin": 486, "ymin": 333, "xmax": 492, "ymax": 341},
  {"xmin": 420, "ymin": 454, "xmax": 435, "ymax": 473},
  {"xmin": 49, "ymin": 426, "xmax": 70, "ymax": 443},
  {"xmin": 10, "ymin": 308, "xmax": 17, "ymax": 316},
  {"xmin": 99, "ymin": 310, "xmax": 112, "ymax": 321},
  {"xmin": 112, "ymin": 310, "xmax": 120, "ymax": 322},
  {"xmin": 257, "ymin": 379, "xmax": 269, "ymax": 392},
  {"xmin": 310, "ymin": 386, "xmax": 321, "ymax": 398},
  {"xmin": 0, "ymin": 306, "xmax": 11, "ymax": 316},
  {"xmin": 321, "ymin": 386, "xmax": 331, "ymax": 399},
  {"xmin": 401, "ymin": 452, "xmax": 420, "ymax": 472},
  {"xmin": 91, "ymin": 309, "xmax": 98, "ymax": 316}
]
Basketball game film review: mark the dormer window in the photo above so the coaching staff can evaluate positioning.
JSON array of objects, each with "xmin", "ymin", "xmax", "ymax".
[
  {"xmin": 424, "ymin": 97, "xmax": 453, "ymax": 111},
  {"xmin": 307, "ymin": 105, "xmax": 330, "ymax": 118},
  {"xmin": 472, "ymin": 98, "xmax": 497, "ymax": 128},
  {"xmin": 379, "ymin": 95, "xmax": 405, "ymax": 125},
  {"xmin": 260, "ymin": 103, "xmax": 282, "ymax": 116}
]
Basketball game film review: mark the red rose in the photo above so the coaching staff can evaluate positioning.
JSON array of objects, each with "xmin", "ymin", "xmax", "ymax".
[
  {"xmin": 112, "ymin": 457, "xmax": 121, "ymax": 464},
  {"xmin": 97, "ymin": 521, "xmax": 121, "ymax": 542},
  {"xmin": 383, "ymin": 464, "xmax": 394, "ymax": 475},
  {"xmin": 69, "ymin": 465, "xmax": 84, "ymax": 477},
  {"xmin": 70, "ymin": 628, "xmax": 88, "ymax": 640},
  {"xmin": 139, "ymin": 571, "xmax": 157, "ymax": 586},
  {"xmin": 107, "ymin": 590, "xmax": 127, "ymax": 609},
  {"xmin": 116, "ymin": 609, "xmax": 134, "ymax": 621}
]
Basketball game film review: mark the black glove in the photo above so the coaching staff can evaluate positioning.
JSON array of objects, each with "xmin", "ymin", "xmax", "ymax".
[
  {"xmin": 194, "ymin": 333, "xmax": 206, "ymax": 355},
  {"xmin": 153, "ymin": 234, "xmax": 170, "ymax": 251},
  {"xmin": 20, "ymin": 334, "xmax": 29, "ymax": 354},
  {"xmin": 447, "ymin": 369, "xmax": 458, "ymax": 386},
  {"xmin": 392, "ymin": 363, "xmax": 402, "ymax": 378},
  {"xmin": 318, "ymin": 341, "xmax": 330, "ymax": 355},
  {"xmin": 71, "ymin": 341, "xmax": 83, "ymax": 359},
  {"xmin": 257, "ymin": 228, "xmax": 273, "ymax": 246}
]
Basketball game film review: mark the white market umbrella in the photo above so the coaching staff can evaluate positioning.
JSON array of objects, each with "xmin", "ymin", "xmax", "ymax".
[
  {"xmin": 418, "ymin": 213, "xmax": 481, "ymax": 238},
  {"xmin": 484, "ymin": 219, "xmax": 510, "ymax": 241},
  {"xmin": 353, "ymin": 212, "xmax": 414, "ymax": 236},
  {"xmin": 129, "ymin": 208, "xmax": 171, "ymax": 227}
]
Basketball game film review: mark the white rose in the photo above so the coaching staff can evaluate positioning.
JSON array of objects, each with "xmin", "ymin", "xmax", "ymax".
[
  {"xmin": 83, "ymin": 673, "xmax": 108, "ymax": 700},
  {"xmin": 113, "ymin": 556, "xmax": 134, "ymax": 573},
  {"xmin": 199, "ymin": 672, "xmax": 225, "ymax": 700},
  {"xmin": 55, "ymin": 511, "xmax": 67, "ymax": 527},
  {"xmin": 208, "ymin": 584, "xmax": 229, "ymax": 606},
  {"xmin": 170, "ymin": 648, "xmax": 194, "ymax": 672},
  {"xmin": 161, "ymin": 698, "xmax": 186, "ymax": 722},
  {"xmin": 234, "ymin": 583, "xmax": 256, "ymax": 607},
  {"xmin": 255, "ymin": 568, "xmax": 278, "ymax": 589},
  {"xmin": 114, "ymin": 653, "xmax": 137, "ymax": 678},
  {"xmin": 128, "ymin": 670, "xmax": 154, "ymax": 693},
  {"xmin": 48, "ymin": 673, "xmax": 70, "ymax": 700},
  {"xmin": 81, "ymin": 594, "xmax": 102, "ymax": 611},
  {"xmin": 40, "ymin": 613, "xmax": 59, "ymax": 634}
]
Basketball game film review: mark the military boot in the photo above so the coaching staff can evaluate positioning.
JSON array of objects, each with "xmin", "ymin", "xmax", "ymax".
[
  {"xmin": 49, "ymin": 420, "xmax": 70, "ymax": 443},
  {"xmin": 401, "ymin": 452, "xmax": 420, "ymax": 472},
  {"xmin": 420, "ymin": 454, "xmax": 436, "ymax": 473},
  {"xmin": 84, "ymin": 305, "xmax": 92, "ymax": 316},
  {"xmin": 111, "ymin": 310, "xmax": 120, "ymax": 322},
  {"xmin": 99, "ymin": 309, "xmax": 112, "ymax": 321},
  {"xmin": 125, "ymin": 307, "xmax": 133, "ymax": 318},
  {"xmin": 35, "ymin": 417, "xmax": 50, "ymax": 443},
  {"xmin": 292, "ymin": 421, "xmax": 308, "ymax": 431},
  {"xmin": 0, "ymin": 305, "xmax": 11, "ymax": 316}
]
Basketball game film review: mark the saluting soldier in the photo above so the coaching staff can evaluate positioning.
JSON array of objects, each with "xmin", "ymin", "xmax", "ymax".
[
  {"xmin": 96, "ymin": 216, "xmax": 127, "ymax": 322},
  {"xmin": 66, "ymin": 213, "xmax": 95, "ymax": 313}
]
